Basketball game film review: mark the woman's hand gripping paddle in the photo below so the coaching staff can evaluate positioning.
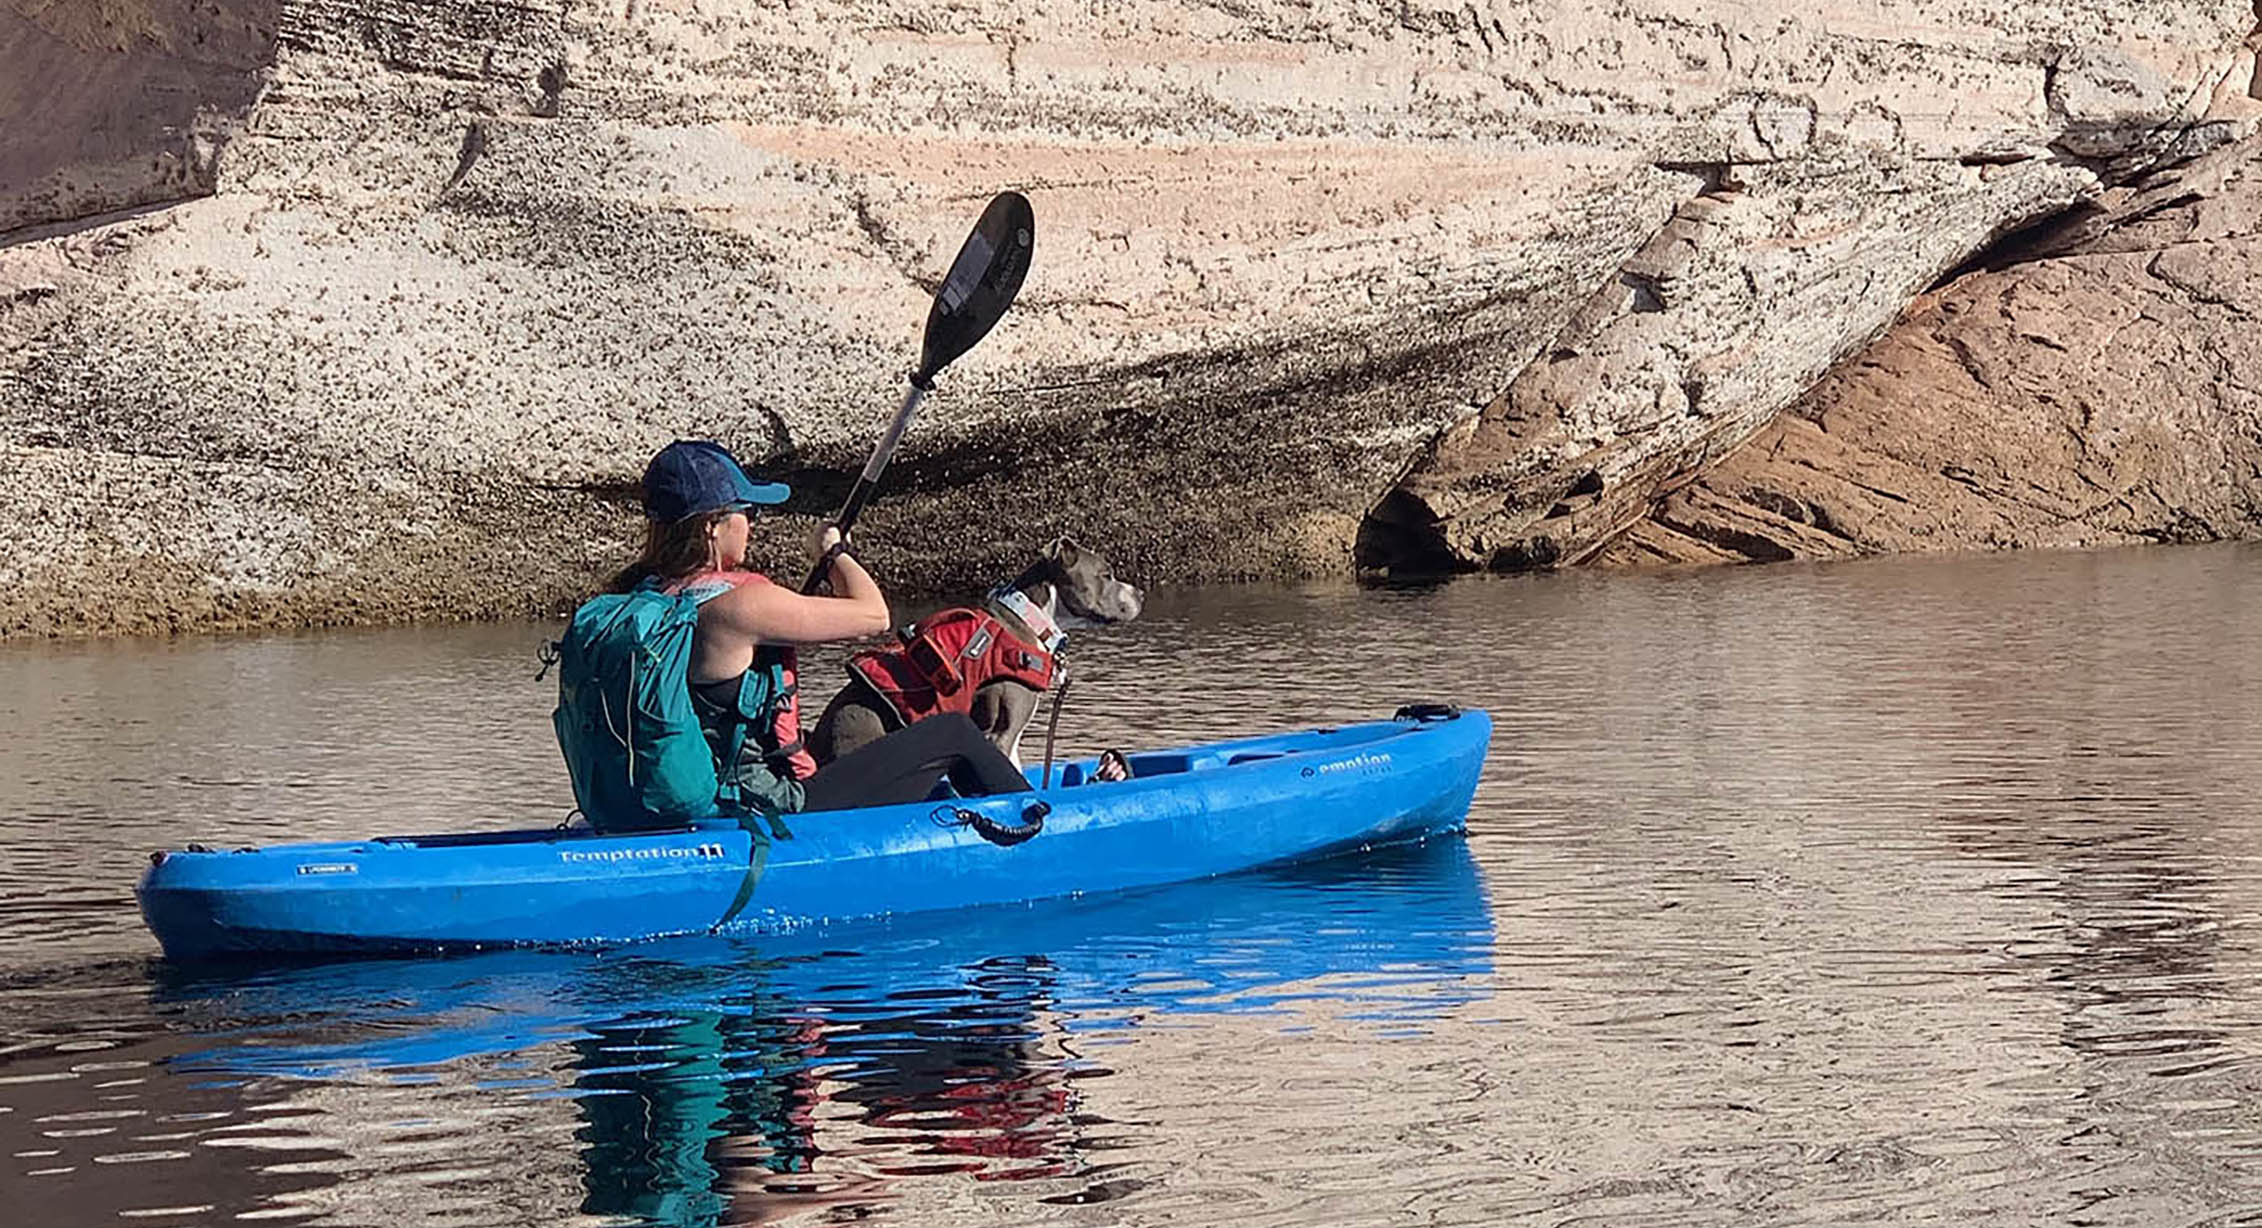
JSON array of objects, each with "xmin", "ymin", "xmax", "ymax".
[{"xmin": 804, "ymin": 191, "xmax": 1036, "ymax": 594}]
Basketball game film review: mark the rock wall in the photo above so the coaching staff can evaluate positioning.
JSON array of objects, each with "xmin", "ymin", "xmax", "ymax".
[
  {"xmin": 1594, "ymin": 131, "xmax": 2262, "ymax": 568},
  {"xmin": 0, "ymin": 0, "xmax": 281, "ymax": 236},
  {"xmin": 2, "ymin": 1, "xmax": 2260, "ymax": 636},
  {"xmin": 1360, "ymin": 7, "xmax": 2262, "ymax": 575}
]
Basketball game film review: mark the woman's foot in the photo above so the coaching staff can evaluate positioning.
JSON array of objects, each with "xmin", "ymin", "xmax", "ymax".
[{"xmin": 1093, "ymin": 749, "xmax": 1132, "ymax": 783}]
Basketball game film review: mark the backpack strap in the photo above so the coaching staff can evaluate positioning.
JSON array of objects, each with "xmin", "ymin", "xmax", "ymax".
[
  {"xmin": 648, "ymin": 578, "xmax": 745, "ymax": 811},
  {"xmin": 662, "ymin": 573, "xmax": 789, "ymax": 814},
  {"xmin": 751, "ymin": 646, "xmax": 804, "ymax": 766},
  {"xmin": 674, "ymin": 579, "xmax": 737, "ymax": 606},
  {"xmin": 711, "ymin": 811, "xmax": 791, "ymax": 931}
]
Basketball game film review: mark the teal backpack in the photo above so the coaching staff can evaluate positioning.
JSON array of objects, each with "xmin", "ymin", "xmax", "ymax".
[{"xmin": 552, "ymin": 585, "xmax": 731, "ymax": 831}]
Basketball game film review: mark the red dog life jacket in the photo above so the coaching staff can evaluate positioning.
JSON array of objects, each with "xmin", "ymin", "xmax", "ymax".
[{"xmin": 847, "ymin": 607, "xmax": 1059, "ymax": 726}]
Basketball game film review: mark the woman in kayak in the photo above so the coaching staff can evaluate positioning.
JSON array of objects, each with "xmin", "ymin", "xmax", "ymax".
[{"xmin": 613, "ymin": 439, "xmax": 1039, "ymax": 815}]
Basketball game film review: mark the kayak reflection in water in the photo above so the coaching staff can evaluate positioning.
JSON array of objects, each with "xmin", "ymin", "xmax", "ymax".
[
  {"xmin": 572, "ymin": 958, "xmax": 1075, "ymax": 1226},
  {"xmin": 143, "ymin": 840, "xmax": 1494, "ymax": 1219},
  {"xmin": 562, "ymin": 439, "xmax": 1040, "ymax": 830}
]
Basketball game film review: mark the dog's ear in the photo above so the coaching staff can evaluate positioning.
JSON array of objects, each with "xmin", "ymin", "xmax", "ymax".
[{"xmin": 1048, "ymin": 537, "xmax": 1082, "ymax": 568}]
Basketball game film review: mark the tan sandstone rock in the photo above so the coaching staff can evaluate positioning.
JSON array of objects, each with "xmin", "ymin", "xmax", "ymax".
[
  {"xmin": 1593, "ymin": 131, "xmax": 2262, "ymax": 569},
  {"xmin": 2, "ymin": 1, "xmax": 2259, "ymax": 636}
]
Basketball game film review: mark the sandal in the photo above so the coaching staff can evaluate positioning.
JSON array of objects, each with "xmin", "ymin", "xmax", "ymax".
[{"xmin": 1092, "ymin": 748, "xmax": 1132, "ymax": 783}]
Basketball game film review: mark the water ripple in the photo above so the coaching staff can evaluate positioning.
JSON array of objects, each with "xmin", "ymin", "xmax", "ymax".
[{"xmin": 2, "ymin": 546, "xmax": 2262, "ymax": 1223}]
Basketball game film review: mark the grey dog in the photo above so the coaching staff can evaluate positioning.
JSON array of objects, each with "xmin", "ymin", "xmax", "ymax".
[{"xmin": 807, "ymin": 538, "xmax": 1144, "ymax": 766}]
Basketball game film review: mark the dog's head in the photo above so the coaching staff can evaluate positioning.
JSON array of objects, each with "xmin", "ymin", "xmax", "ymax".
[{"xmin": 1042, "ymin": 537, "xmax": 1143, "ymax": 623}]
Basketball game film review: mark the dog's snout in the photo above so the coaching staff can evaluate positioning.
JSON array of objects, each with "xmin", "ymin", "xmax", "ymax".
[{"xmin": 1110, "ymin": 581, "xmax": 1144, "ymax": 622}]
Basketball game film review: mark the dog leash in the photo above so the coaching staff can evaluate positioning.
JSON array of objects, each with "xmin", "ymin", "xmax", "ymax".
[{"xmin": 1040, "ymin": 663, "xmax": 1074, "ymax": 788}]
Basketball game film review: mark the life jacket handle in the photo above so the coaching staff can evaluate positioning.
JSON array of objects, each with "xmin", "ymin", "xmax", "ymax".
[{"xmin": 902, "ymin": 629, "xmax": 967, "ymax": 695}]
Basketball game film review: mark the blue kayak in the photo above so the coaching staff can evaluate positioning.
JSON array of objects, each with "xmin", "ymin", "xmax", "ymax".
[{"xmin": 138, "ymin": 707, "xmax": 1490, "ymax": 960}]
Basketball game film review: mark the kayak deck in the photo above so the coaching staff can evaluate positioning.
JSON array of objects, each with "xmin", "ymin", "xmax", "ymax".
[{"xmin": 138, "ymin": 708, "xmax": 1492, "ymax": 959}]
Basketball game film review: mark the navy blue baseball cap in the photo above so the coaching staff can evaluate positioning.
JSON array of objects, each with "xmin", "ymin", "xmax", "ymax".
[{"xmin": 642, "ymin": 440, "xmax": 791, "ymax": 522}]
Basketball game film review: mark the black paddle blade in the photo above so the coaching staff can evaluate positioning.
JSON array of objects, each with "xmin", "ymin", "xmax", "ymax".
[{"xmin": 916, "ymin": 191, "xmax": 1035, "ymax": 383}]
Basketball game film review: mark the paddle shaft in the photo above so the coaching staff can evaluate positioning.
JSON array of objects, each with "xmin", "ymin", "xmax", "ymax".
[
  {"xmin": 802, "ymin": 378, "xmax": 930, "ymax": 594},
  {"xmin": 796, "ymin": 190, "xmax": 1033, "ymax": 596}
]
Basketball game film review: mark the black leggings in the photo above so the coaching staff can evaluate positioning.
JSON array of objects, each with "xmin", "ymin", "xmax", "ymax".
[{"xmin": 799, "ymin": 713, "xmax": 1033, "ymax": 812}]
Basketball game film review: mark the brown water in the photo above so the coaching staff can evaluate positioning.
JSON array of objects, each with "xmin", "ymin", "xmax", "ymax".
[{"xmin": 3, "ymin": 543, "xmax": 2262, "ymax": 1226}]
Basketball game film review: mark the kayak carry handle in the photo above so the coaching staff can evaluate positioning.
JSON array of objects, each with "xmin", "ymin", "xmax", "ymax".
[{"xmin": 1394, "ymin": 702, "xmax": 1463, "ymax": 723}]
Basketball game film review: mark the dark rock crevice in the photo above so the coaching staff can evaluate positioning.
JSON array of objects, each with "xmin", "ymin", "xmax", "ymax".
[
  {"xmin": 1, "ymin": 199, "xmax": 191, "ymax": 253},
  {"xmin": 1352, "ymin": 168, "xmax": 1747, "ymax": 580},
  {"xmin": 847, "ymin": 193, "xmax": 943, "ymax": 296},
  {"xmin": 1942, "ymin": 157, "xmax": 2240, "ymax": 289},
  {"xmin": 2251, "ymin": 2, "xmax": 2262, "ymax": 101},
  {"xmin": 828, "ymin": 302, "xmax": 1542, "ymax": 594}
]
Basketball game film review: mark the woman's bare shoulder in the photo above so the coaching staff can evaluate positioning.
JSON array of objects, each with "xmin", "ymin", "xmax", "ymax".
[{"xmin": 702, "ymin": 572, "xmax": 879, "ymax": 644}]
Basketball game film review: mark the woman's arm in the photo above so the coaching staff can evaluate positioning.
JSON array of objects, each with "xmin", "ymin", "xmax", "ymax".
[{"xmin": 706, "ymin": 528, "xmax": 891, "ymax": 645}]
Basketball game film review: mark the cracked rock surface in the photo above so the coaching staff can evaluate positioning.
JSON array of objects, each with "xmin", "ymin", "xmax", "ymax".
[
  {"xmin": 3, "ymin": 0, "xmax": 2260, "ymax": 637},
  {"xmin": 1357, "ymin": 5, "xmax": 2262, "ymax": 575},
  {"xmin": 1596, "ymin": 131, "xmax": 2262, "ymax": 569}
]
